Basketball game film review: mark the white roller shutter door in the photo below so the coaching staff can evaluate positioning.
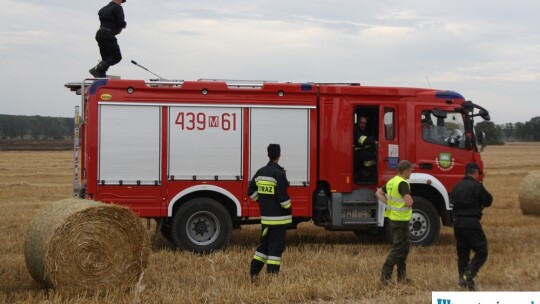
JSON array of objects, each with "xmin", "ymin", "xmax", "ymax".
[
  {"xmin": 168, "ymin": 106, "xmax": 242, "ymax": 180},
  {"xmin": 98, "ymin": 104, "xmax": 161, "ymax": 185},
  {"xmin": 250, "ymin": 108, "xmax": 310, "ymax": 186}
]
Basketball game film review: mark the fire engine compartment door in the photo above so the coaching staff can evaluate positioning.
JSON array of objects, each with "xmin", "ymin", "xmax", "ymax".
[
  {"xmin": 168, "ymin": 106, "xmax": 243, "ymax": 180},
  {"xmin": 249, "ymin": 108, "xmax": 310, "ymax": 186},
  {"xmin": 98, "ymin": 104, "xmax": 161, "ymax": 185}
]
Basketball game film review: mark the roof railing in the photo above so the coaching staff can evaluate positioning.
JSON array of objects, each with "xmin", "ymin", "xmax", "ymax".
[{"xmin": 197, "ymin": 78, "xmax": 278, "ymax": 89}]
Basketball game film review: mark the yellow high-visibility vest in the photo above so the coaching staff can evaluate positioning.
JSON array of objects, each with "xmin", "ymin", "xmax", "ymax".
[{"xmin": 385, "ymin": 175, "xmax": 412, "ymax": 221}]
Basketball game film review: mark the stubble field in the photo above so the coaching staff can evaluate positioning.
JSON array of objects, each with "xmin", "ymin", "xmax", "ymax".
[{"xmin": 1, "ymin": 143, "xmax": 540, "ymax": 303}]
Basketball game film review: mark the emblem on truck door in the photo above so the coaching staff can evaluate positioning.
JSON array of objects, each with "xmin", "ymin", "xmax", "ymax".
[{"xmin": 436, "ymin": 152, "xmax": 455, "ymax": 171}]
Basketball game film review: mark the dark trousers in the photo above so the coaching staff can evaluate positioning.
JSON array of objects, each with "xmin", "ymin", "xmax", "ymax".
[
  {"xmin": 454, "ymin": 226, "xmax": 488, "ymax": 279},
  {"xmin": 354, "ymin": 148, "xmax": 377, "ymax": 181},
  {"xmin": 381, "ymin": 220, "xmax": 411, "ymax": 280},
  {"xmin": 250, "ymin": 225, "xmax": 287, "ymax": 275},
  {"xmin": 96, "ymin": 33, "xmax": 122, "ymax": 73}
]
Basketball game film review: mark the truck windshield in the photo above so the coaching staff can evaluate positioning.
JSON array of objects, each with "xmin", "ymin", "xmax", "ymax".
[{"xmin": 421, "ymin": 110, "xmax": 466, "ymax": 149}]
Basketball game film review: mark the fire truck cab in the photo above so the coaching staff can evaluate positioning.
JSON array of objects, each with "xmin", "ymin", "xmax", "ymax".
[{"xmin": 65, "ymin": 78, "xmax": 490, "ymax": 253}]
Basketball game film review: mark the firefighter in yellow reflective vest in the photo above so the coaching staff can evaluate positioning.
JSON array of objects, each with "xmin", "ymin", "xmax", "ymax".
[
  {"xmin": 248, "ymin": 143, "xmax": 292, "ymax": 279},
  {"xmin": 375, "ymin": 160, "xmax": 414, "ymax": 284}
]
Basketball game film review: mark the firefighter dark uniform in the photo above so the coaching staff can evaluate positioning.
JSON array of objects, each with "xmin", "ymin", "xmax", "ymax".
[
  {"xmin": 451, "ymin": 171, "xmax": 493, "ymax": 290},
  {"xmin": 89, "ymin": 0, "xmax": 127, "ymax": 78},
  {"xmin": 248, "ymin": 161, "xmax": 292, "ymax": 276},
  {"xmin": 354, "ymin": 124, "xmax": 377, "ymax": 180},
  {"xmin": 380, "ymin": 175, "xmax": 412, "ymax": 283}
]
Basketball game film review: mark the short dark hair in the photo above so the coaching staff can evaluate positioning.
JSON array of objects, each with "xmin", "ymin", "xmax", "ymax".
[
  {"xmin": 465, "ymin": 162, "xmax": 480, "ymax": 175},
  {"xmin": 397, "ymin": 160, "xmax": 413, "ymax": 173},
  {"xmin": 267, "ymin": 144, "xmax": 281, "ymax": 161}
]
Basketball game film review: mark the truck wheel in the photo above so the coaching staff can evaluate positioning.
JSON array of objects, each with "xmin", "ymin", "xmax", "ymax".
[
  {"xmin": 410, "ymin": 196, "xmax": 440, "ymax": 246},
  {"xmin": 383, "ymin": 197, "xmax": 440, "ymax": 246},
  {"xmin": 171, "ymin": 197, "xmax": 232, "ymax": 253}
]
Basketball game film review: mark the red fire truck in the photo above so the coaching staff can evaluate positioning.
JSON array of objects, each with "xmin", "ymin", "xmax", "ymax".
[{"xmin": 65, "ymin": 78, "xmax": 490, "ymax": 253}]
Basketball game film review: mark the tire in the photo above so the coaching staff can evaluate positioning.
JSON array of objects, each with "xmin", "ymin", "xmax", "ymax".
[
  {"xmin": 171, "ymin": 197, "xmax": 232, "ymax": 253},
  {"xmin": 409, "ymin": 196, "xmax": 440, "ymax": 246},
  {"xmin": 383, "ymin": 196, "xmax": 440, "ymax": 246}
]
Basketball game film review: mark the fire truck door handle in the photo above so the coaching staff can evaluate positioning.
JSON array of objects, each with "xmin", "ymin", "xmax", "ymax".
[
  {"xmin": 383, "ymin": 157, "xmax": 389, "ymax": 162},
  {"xmin": 419, "ymin": 163, "xmax": 433, "ymax": 170}
]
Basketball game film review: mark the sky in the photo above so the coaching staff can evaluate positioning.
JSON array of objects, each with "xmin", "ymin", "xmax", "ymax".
[{"xmin": 0, "ymin": 0, "xmax": 539, "ymax": 124}]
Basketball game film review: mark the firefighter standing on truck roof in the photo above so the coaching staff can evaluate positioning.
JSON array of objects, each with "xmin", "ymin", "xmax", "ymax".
[
  {"xmin": 248, "ymin": 144, "xmax": 292, "ymax": 280},
  {"xmin": 375, "ymin": 160, "xmax": 414, "ymax": 285},
  {"xmin": 89, "ymin": 0, "xmax": 127, "ymax": 78},
  {"xmin": 451, "ymin": 162, "xmax": 493, "ymax": 291}
]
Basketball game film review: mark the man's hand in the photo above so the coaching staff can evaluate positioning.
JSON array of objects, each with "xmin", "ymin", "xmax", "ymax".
[
  {"xmin": 404, "ymin": 194, "xmax": 414, "ymax": 207},
  {"xmin": 375, "ymin": 188, "xmax": 387, "ymax": 204}
]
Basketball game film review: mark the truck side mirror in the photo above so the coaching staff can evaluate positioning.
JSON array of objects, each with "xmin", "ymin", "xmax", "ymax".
[{"xmin": 480, "ymin": 109, "xmax": 490, "ymax": 121}]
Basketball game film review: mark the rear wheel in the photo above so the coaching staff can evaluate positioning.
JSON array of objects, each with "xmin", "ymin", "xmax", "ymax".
[{"xmin": 171, "ymin": 197, "xmax": 232, "ymax": 253}]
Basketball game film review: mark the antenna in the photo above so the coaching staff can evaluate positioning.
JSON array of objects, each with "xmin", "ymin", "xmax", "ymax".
[
  {"xmin": 131, "ymin": 60, "xmax": 167, "ymax": 80},
  {"xmin": 425, "ymin": 76, "xmax": 432, "ymax": 88}
]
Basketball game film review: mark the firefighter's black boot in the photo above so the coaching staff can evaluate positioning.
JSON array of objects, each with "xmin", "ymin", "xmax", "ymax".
[
  {"xmin": 462, "ymin": 271, "xmax": 476, "ymax": 291},
  {"xmin": 89, "ymin": 62, "xmax": 107, "ymax": 78},
  {"xmin": 249, "ymin": 259, "xmax": 264, "ymax": 283},
  {"xmin": 458, "ymin": 273, "xmax": 467, "ymax": 288}
]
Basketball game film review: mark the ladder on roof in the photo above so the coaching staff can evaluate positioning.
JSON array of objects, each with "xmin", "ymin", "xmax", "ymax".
[{"xmin": 73, "ymin": 105, "xmax": 80, "ymax": 198}]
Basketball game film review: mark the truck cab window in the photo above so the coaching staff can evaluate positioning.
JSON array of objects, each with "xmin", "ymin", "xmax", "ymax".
[
  {"xmin": 384, "ymin": 109, "xmax": 394, "ymax": 140},
  {"xmin": 422, "ymin": 110, "xmax": 466, "ymax": 149}
]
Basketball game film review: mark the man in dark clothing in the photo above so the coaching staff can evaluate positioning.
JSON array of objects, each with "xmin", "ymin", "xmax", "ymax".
[
  {"xmin": 248, "ymin": 144, "xmax": 292, "ymax": 279},
  {"xmin": 451, "ymin": 162, "xmax": 493, "ymax": 291},
  {"xmin": 354, "ymin": 115, "xmax": 377, "ymax": 181},
  {"xmin": 89, "ymin": 0, "xmax": 127, "ymax": 78}
]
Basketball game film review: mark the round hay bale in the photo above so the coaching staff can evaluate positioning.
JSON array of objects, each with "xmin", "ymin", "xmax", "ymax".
[
  {"xmin": 24, "ymin": 198, "xmax": 150, "ymax": 290},
  {"xmin": 519, "ymin": 171, "xmax": 540, "ymax": 216}
]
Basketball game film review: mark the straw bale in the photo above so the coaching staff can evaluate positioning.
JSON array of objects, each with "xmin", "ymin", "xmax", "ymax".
[
  {"xmin": 519, "ymin": 171, "xmax": 540, "ymax": 216},
  {"xmin": 24, "ymin": 198, "xmax": 150, "ymax": 290}
]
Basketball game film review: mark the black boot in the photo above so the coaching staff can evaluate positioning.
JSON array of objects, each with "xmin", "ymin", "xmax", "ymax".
[
  {"xmin": 249, "ymin": 258, "xmax": 264, "ymax": 283},
  {"xmin": 458, "ymin": 274, "xmax": 467, "ymax": 288},
  {"xmin": 89, "ymin": 62, "xmax": 107, "ymax": 78},
  {"xmin": 462, "ymin": 271, "xmax": 476, "ymax": 291}
]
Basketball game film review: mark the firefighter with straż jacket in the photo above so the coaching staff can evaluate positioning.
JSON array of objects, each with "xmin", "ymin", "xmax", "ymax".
[
  {"xmin": 248, "ymin": 144, "xmax": 292, "ymax": 279},
  {"xmin": 451, "ymin": 162, "xmax": 493, "ymax": 291},
  {"xmin": 354, "ymin": 115, "xmax": 377, "ymax": 181},
  {"xmin": 89, "ymin": 0, "xmax": 127, "ymax": 78}
]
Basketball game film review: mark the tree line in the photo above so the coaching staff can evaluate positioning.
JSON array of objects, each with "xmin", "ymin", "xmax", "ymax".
[
  {"xmin": 0, "ymin": 115, "xmax": 74, "ymax": 140},
  {"xmin": 0, "ymin": 114, "xmax": 538, "ymax": 143},
  {"xmin": 476, "ymin": 116, "xmax": 540, "ymax": 145}
]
